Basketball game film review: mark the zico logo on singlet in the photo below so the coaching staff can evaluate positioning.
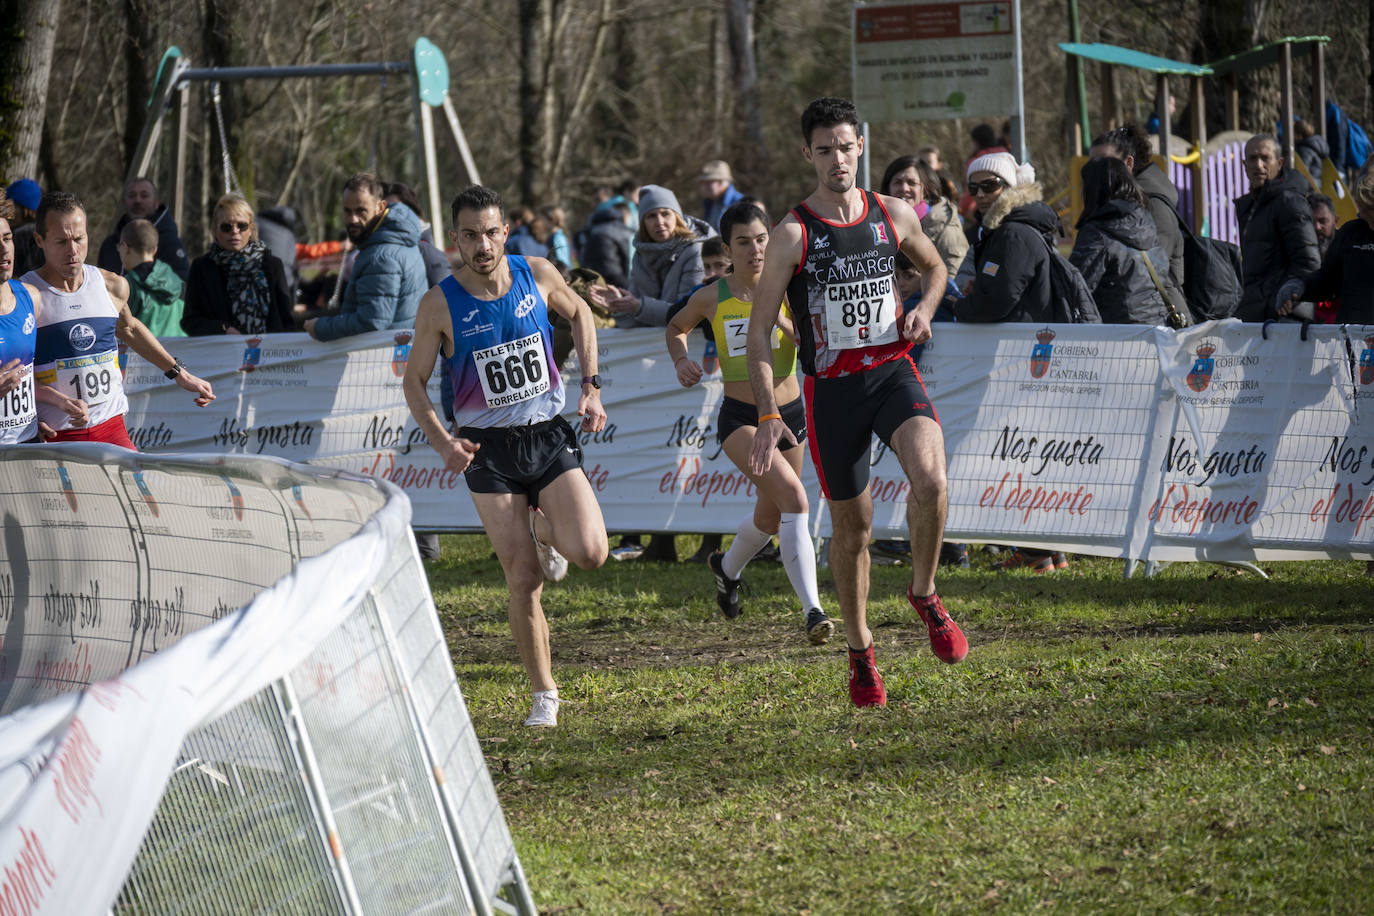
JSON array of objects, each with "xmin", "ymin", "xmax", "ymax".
[{"xmin": 473, "ymin": 331, "xmax": 550, "ymax": 408}]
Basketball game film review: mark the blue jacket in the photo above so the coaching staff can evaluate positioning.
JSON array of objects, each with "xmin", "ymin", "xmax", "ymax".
[
  {"xmin": 313, "ymin": 203, "xmax": 427, "ymax": 340},
  {"xmin": 703, "ymin": 184, "xmax": 745, "ymax": 231}
]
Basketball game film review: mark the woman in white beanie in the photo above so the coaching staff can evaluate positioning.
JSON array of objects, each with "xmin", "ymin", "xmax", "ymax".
[
  {"xmin": 589, "ymin": 184, "xmax": 717, "ymax": 328},
  {"xmin": 953, "ymin": 151, "xmax": 1071, "ymax": 573},
  {"xmin": 952, "ymin": 151, "xmax": 1066, "ymax": 325}
]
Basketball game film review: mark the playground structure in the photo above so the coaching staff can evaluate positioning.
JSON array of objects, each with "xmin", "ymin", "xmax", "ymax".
[
  {"xmin": 128, "ymin": 37, "xmax": 481, "ymax": 244},
  {"xmin": 1057, "ymin": 36, "xmax": 1356, "ymax": 240}
]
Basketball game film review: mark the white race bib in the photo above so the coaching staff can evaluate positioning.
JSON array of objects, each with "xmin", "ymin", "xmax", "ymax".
[
  {"xmin": 823, "ymin": 276, "xmax": 899, "ymax": 350},
  {"xmin": 40, "ymin": 350, "xmax": 120, "ymax": 406},
  {"xmin": 473, "ymin": 332, "xmax": 551, "ymax": 408},
  {"xmin": 0, "ymin": 364, "xmax": 36, "ymax": 430},
  {"xmin": 721, "ymin": 317, "xmax": 781, "ymax": 358}
]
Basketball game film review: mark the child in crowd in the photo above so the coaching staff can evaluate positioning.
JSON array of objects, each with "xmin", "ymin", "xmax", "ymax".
[{"xmin": 118, "ymin": 219, "xmax": 186, "ymax": 337}]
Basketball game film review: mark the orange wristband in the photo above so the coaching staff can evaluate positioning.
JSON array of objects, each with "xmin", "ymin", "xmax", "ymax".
[{"xmin": 757, "ymin": 413, "xmax": 782, "ymax": 423}]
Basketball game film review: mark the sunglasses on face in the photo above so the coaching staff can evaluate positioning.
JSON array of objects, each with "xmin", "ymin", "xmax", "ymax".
[
  {"xmin": 968, "ymin": 179, "xmax": 1006, "ymax": 196},
  {"xmin": 220, "ymin": 221, "xmax": 251, "ymax": 233}
]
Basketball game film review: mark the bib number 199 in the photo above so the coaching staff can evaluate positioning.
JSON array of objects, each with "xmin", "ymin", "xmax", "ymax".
[{"xmin": 71, "ymin": 367, "xmax": 114, "ymax": 404}]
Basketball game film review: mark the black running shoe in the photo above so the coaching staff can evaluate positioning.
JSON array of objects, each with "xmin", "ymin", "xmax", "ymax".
[
  {"xmin": 805, "ymin": 608, "xmax": 834, "ymax": 645},
  {"xmin": 707, "ymin": 550, "xmax": 743, "ymax": 618}
]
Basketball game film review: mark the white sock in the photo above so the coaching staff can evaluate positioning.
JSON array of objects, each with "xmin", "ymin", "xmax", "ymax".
[
  {"xmin": 722, "ymin": 519, "xmax": 772, "ymax": 579},
  {"xmin": 778, "ymin": 512, "xmax": 824, "ymax": 614}
]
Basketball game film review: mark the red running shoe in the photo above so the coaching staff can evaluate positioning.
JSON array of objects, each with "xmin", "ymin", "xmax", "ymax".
[
  {"xmin": 993, "ymin": 549, "xmax": 1054, "ymax": 573},
  {"xmin": 909, "ymin": 589, "xmax": 969, "ymax": 664},
  {"xmin": 848, "ymin": 643, "xmax": 887, "ymax": 707}
]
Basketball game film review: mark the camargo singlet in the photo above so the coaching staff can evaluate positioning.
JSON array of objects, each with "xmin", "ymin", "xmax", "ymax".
[
  {"xmin": 786, "ymin": 190, "xmax": 909, "ymax": 379},
  {"xmin": 442, "ymin": 255, "xmax": 565, "ymax": 429},
  {"xmin": 708, "ymin": 277, "xmax": 797, "ymax": 383}
]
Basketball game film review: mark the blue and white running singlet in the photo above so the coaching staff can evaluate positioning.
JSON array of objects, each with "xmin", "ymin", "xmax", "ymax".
[
  {"xmin": 442, "ymin": 255, "xmax": 565, "ymax": 428},
  {"xmin": 0, "ymin": 279, "xmax": 38, "ymax": 443},
  {"xmin": 26, "ymin": 265, "xmax": 129, "ymax": 431}
]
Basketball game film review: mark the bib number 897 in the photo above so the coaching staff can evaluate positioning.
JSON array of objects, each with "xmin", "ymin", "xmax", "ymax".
[
  {"xmin": 483, "ymin": 349, "xmax": 544, "ymax": 394},
  {"xmin": 841, "ymin": 299, "xmax": 883, "ymax": 328},
  {"xmin": 71, "ymin": 368, "xmax": 113, "ymax": 402}
]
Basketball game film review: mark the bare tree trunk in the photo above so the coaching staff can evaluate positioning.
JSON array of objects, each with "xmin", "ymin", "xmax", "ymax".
[
  {"xmin": 548, "ymin": 0, "xmax": 613, "ymax": 198},
  {"xmin": 0, "ymin": 0, "xmax": 61, "ymax": 181},
  {"xmin": 725, "ymin": 0, "xmax": 766, "ymax": 179},
  {"xmin": 1197, "ymin": 0, "xmax": 1275, "ymax": 136},
  {"xmin": 122, "ymin": 0, "xmax": 153, "ymax": 172},
  {"xmin": 518, "ymin": 0, "xmax": 553, "ymax": 205}
]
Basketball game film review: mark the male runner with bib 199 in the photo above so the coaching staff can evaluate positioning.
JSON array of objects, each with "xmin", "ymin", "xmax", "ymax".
[
  {"xmin": 403, "ymin": 185, "xmax": 609, "ymax": 729},
  {"xmin": 24, "ymin": 192, "xmax": 214, "ymax": 450},
  {"xmin": 747, "ymin": 98, "xmax": 967, "ymax": 708}
]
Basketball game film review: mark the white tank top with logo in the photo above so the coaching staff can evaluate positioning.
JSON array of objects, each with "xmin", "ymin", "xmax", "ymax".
[{"xmin": 26, "ymin": 264, "xmax": 129, "ymax": 430}]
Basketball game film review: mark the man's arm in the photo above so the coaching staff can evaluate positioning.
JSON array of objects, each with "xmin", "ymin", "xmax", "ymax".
[
  {"xmin": 403, "ymin": 287, "xmax": 480, "ymax": 473},
  {"xmin": 880, "ymin": 192, "xmax": 947, "ymax": 344},
  {"xmin": 309, "ymin": 258, "xmax": 402, "ymax": 340},
  {"xmin": 534, "ymin": 259, "xmax": 607, "ymax": 433},
  {"xmin": 746, "ymin": 216, "xmax": 803, "ymax": 476},
  {"xmin": 104, "ymin": 269, "xmax": 215, "ymax": 406}
]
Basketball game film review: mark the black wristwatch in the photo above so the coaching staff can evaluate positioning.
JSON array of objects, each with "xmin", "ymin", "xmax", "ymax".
[
  {"xmin": 581, "ymin": 374, "xmax": 601, "ymax": 390},
  {"xmin": 164, "ymin": 358, "xmax": 186, "ymax": 379}
]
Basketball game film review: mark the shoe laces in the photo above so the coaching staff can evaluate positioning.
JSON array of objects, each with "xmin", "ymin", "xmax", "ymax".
[{"xmin": 916, "ymin": 595, "xmax": 952, "ymax": 631}]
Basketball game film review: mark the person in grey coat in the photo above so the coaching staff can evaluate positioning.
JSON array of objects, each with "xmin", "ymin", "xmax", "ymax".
[
  {"xmin": 1071, "ymin": 157, "xmax": 1183, "ymax": 325},
  {"xmin": 588, "ymin": 184, "xmax": 716, "ymax": 328},
  {"xmin": 1090, "ymin": 123, "xmax": 1185, "ymax": 290},
  {"xmin": 1233, "ymin": 134, "xmax": 1321, "ymax": 322}
]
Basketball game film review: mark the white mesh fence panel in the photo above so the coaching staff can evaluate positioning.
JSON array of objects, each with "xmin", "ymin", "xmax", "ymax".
[{"xmin": 0, "ymin": 447, "xmax": 531, "ymax": 916}]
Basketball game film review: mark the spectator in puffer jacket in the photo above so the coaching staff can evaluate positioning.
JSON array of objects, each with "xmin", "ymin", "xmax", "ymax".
[
  {"xmin": 306, "ymin": 172, "xmax": 426, "ymax": 340},
  {"xmin": 1276, "ymin": 166, "xmax": 1374, "ymax": 324},
  {"xmin": 1071, "ymin": 157, "xmax": 1185, "ymax": 326},
  {"xmin": 1234, "ymin": 134, "xmax": 1321, "ymax": 322},
  {"xmin": 1090, "ymin": 123, "xmax": 1185, "ymax": 290},
  {"xmin": 953, "ymin": 152, "xmax": 1062, "ymax": 324}
]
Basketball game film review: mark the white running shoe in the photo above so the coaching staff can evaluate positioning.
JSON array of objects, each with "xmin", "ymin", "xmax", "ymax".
[
  {"xmin": 529, "ymin": 508, "xmax": 568, "ymax": 581},
  {"xmin": 524, "ymin": 690, "xmax": 560, "ymax": 727}
]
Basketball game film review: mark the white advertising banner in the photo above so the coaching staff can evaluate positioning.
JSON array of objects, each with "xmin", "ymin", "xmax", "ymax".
[
  {"xmin": 117, "ymin": 323, "xmax": 1374, "ymax": 561},
  {"xmin": 852, "ymin": 0, "xmax": 1018, "ymax": 123}
]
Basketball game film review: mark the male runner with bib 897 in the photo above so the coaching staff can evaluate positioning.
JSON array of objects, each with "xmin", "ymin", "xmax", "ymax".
[
  {"xmin": 748, "ymin": 98, "xmax": 968, "ymax": 707},
  {"xmin": 403, "ymin": 185, "xmax": 609, "ymax": 729}
]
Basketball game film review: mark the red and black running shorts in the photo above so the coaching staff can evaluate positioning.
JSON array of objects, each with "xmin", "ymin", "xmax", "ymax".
[
  {"xmin": 459, "ymin": 414, "xmax": 583, "ymax": 507},
  {"xmin": 804, "ymin": 353, "xmax": 938, "ymax": 502},
  {"xmin": 47, "ymin": 414, "xmax": 138, "ymax": 451}
]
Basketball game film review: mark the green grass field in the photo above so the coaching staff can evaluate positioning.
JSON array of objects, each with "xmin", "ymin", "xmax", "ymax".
[{"xmin": 426, "ymin": 537, "xmax": 1374, "ymax": 915}]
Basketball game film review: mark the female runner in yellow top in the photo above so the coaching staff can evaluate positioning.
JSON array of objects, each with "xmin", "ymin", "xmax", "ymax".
[{"xmin": 665, "ymin": 200, "xmax": 833, "ymax": 645}]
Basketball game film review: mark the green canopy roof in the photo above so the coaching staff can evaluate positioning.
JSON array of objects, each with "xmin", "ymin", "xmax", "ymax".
[
  {"xmin": 1058, "ymin": 42, "xmax": 1212, "ymax": 77},
  {"xmin": 1208, "ymin": 36, "xmax": 1331, "ymax": 76}
]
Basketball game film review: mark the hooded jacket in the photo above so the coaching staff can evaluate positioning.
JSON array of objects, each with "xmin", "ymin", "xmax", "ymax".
[
  {"xmin": 1296, "ymin": 134, "xmax": 1330, "ymax": 178},
  {"xmin": 1135, "ymin": 162, "xmax": 1185, "ymax": 289},
  {"xmin": 1234, "ymin": 166, "xmax": 1321, "ymax": 321},
  {"xmin": 256, "ymin": 206, "xmax": 300, "ymax": 295},
  {"xmin": 954, "ymin": 182, "xmax": 1061, "ymax": 323},
  {"xmin": 97, "ymin": 205, "xmax": 191, "ymax": 280},
  {"xmin": 1070, "ymin": 199, "xmax": 1178, "ymax": 325},
  {"xmin": 622, "ymin": 215, "xmax": 717, "ymax": 328},
  {"xmin": 126, "ymin": 259, "xmax": 187, "ymax": 338},
  {"xmin": 312, "ymin": 202, "xmax": 427, "ymax": 340},
  {"xmin": 580, "ymin": 208, "xmax": 635, "ymax": 289}
]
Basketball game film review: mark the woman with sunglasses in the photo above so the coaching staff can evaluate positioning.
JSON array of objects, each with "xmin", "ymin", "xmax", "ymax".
[{"xmin": 183, "ymin": 193, "xmax": 295, "ymax": 335}]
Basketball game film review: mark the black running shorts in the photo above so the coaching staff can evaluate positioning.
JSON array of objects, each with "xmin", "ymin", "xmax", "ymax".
[
  {"xmin": 716, "ymin": 395, "xmax": 806, "ymax": 450},
  {"xmin": 459, "ymin": 415, "xmax": 583, "ymax": 506},
  {"xmin": 804, "ymin": 353, "xmax": 939, "ymax": 502}
]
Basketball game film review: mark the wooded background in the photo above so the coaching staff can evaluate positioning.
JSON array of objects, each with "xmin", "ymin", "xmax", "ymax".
[{"xmin": 1, "ymin": 0, "xmax": 1371, "ymax": 252}]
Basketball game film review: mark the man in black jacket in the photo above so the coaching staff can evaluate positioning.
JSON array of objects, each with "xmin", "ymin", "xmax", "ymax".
[
  {"xmin": 96, "ymin": 177, "xmax": 191, "ymax": 281},
  {"xmin": 1234, "ymin": 134, "xmax": 1320, "ymax": 322},
  {"xmin": 580, "ymin": 201, "xmax": 634, "ymax": 289}
]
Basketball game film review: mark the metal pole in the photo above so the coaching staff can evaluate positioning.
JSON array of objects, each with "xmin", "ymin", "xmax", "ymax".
[
  {"xmin": 419, "ymin": 104, "xmax": 445, "ymax": 245},
  {"xmin": 1279, "ymin": 42, "xmax": 1295, "ymax": 166},
  {"xmin": 1012, "ymin": 0, "xmax": 1028, "ymax": 162},
  {"xmin": 1310, "ymin": 42, "xmax": 1326, "ymax": 146},
  {"xmin": 441, "ymin": 95, "xmax": 484, "ymax": 187},
  {"xmin": 279, "ymin": 675, "xmax": 366, "ymax": 914},
  {"xmin": 173, "ymin": 85, "xmax": 189, "ymax": 231},
  {"xmin": 175, "ymin": 62, "xmax": 412, "ymax": 83},
  {"xmin": 1066, "ymin": 0, "xmax": 1089, "ymax": 153},
  {"xmin": 1156, "ymin": 74, "xmax": 1173, "ymax": 164}
]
